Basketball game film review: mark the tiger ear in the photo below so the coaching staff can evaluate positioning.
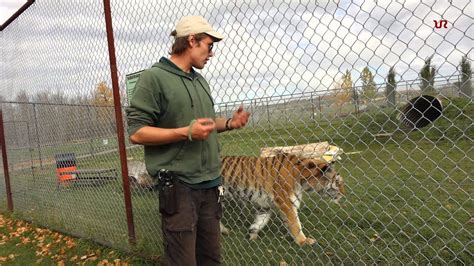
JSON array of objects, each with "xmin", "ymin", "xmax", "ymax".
[
  {"xmin": 318, "ymin": 162, "xmax": 329, "ymax": 172},
  {"xmin": 304, "ymin": 161, "xmax": 317, "ymax": 169}
]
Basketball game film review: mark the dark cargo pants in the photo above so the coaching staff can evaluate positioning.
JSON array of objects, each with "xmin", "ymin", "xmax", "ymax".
[{"xmin": 159, "ymin": 180, "xmax": 222, "ymax": 266}]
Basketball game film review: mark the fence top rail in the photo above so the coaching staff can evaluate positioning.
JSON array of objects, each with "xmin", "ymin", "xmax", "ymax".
[{"xmin": 0, "ymin": 101, "xmax": 118, "ymax": 108}]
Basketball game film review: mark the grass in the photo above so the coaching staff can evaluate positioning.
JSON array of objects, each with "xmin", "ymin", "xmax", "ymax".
[
  {"xmin": 218, "ymin": 139, "xmax": 472, "ymax": 264},
  {"xmin": 0, "ymin": 97, "xmax": 472, "ymax": 264}
]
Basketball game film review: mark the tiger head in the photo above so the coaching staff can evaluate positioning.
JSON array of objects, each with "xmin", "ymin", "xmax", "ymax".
[{"xmin": 297, "ymin": 158, "xmax": 345, "ymax": 203}]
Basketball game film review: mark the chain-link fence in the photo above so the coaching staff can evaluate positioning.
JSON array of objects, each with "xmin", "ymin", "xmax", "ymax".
[{"xmin": 0, "ymin": 0, "xmax": 472, "ymax": 264}]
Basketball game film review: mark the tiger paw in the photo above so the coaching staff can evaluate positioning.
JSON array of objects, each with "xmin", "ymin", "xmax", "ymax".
[
  {"xmin": 249, "ymin": 233, "xmax": 258, "ymax": 240},
  {"xmin": 298, "ymin": 237, "xmax": 316, "ymax": 246},
  {"xmin": 220, "ymin": 223, "xmax": 230, "ymax": 235}
]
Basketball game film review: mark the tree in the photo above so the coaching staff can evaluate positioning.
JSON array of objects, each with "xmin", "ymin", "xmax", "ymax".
[
  {"xmin": 14, "ymin": 90, "xmax": 30, "ymax": 122},
  {"xmin": 459, "ymin": 55, "xmax": 472, "ymax": 98},
  {"xmin": 419, "ymin": 55, "xmax": 436, "ymax": 94},
  {"xmin": 92, "ymin": 81, "xmax": 114, "ymax": 106},
  {"xmin": 386, "ymin": 66, "xmax": 397, "ymax": 107},
  {"xmin": 334, "ymin": 70, "xmax": 353, "ymax": 106},
  {"xmin": 361, "ymin": 66, "xmax": 377, "ymax": 101},
  {"xmin": 91, "ymin": 81, "xmax": 115, "ymax": 135},
  {"xmin": 342, "ymin": 70, "xmax": 353, "ymax": 93}
]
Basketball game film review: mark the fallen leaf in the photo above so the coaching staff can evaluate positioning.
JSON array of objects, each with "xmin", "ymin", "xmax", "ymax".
[
  {"xmin": 370, "ymin": 233, "xmax": 381, "ymax": 243},
  {"xmin": 65, "ymin": 238, "xmax": 76, "ymax": 249},
  {"xmin": 98, "ymin": 259, "xmax": 109, "ymax": 266},
  {"xmin": 21, "ymin": 236, "xmax": 31, "ymax": 244}
]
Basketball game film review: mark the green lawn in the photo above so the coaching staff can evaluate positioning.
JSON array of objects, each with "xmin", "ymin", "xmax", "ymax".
[{"xmin": 0, "ymin": 97, "xmax": 472, "ymax": 264}]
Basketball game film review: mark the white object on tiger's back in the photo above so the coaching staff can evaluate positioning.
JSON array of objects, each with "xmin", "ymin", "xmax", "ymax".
[{"xmin": 259, "ymin": 141, "xmax": 343, "ymax": 163}]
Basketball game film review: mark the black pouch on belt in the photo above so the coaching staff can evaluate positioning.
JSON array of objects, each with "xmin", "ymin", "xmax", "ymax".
[{"xmin": 157, "ymin": 169, "xmax": 178, "ymax": 215}]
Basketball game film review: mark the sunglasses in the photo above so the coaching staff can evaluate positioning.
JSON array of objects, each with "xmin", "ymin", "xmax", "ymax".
[{"xmin": 206, "ymin": 42, "xmax": 214, "ymax": 53}]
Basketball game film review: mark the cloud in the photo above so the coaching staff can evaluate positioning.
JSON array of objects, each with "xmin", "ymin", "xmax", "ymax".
[
  {"xmin": 0, "ymin": 0, "xmax": 27, "ymax": 25},
  {"xmin": 0, "ymin": 0, "xmax": 472, "ymax": 106}
]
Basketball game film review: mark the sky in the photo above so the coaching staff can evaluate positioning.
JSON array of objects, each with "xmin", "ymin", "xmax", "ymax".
[
  {"xmin": 0, "ymin": 0, "xmax": 472, "ymax": 105},
  {"xmin": 0, "ymin": 0, "xmax": 27, "ymax": 26}
]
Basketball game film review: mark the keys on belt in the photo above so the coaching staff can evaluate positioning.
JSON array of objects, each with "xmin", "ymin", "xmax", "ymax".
[{"xmin": 217, "ymin": 186, "xmax": 224, "ymax": 203}]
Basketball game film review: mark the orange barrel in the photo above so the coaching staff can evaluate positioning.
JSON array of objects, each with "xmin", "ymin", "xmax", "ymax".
[{"xmin": 55, "ymin": 153, "xmax": 77, "ymax": 183}]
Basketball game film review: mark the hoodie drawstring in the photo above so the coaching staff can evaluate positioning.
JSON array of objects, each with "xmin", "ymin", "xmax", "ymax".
[
  {"xmin": 197, "ymin": 79, "xmax": 214, "ymax": 105},
  {"xmin": 181, "ymin": 77, "xmax": 194, "ymax": 108}
]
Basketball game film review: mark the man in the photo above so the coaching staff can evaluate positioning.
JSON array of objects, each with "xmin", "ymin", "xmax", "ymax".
[{"xmin": 126, "ymin": 16, "xmax": 250, "ymax": 265}]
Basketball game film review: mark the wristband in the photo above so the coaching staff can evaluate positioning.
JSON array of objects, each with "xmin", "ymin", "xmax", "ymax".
[
  {"xmin": 188, "ymin": 119, "xmax": 197, "ymax": 141},
  {"xmin": 225, "ymin": 118, "xmax": 233, "ymax": 131}
]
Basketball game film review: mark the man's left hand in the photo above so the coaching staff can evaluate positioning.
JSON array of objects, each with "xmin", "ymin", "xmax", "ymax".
[{"xmin": 230, "ymin": 105, "xmax": 250, "ymax": 129}]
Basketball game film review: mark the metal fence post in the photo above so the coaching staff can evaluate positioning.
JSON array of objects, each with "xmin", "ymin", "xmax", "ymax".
[
  {"xmin": 318, "ymin": 95, "xmax": 322, "ymax": 119},
  {"xmin": 32, "ymin": 103, "xmax": 42, "ymax": 169},
  {"xmin": 103, "ymin": 0, "xmax": 136, "ymax": 246},
  {"xmin": 266, "ymin": 97, "xmax": 270, "ymax": 124},
  {"xmin": 0, "ymin": 110, "xmax": 13, "ymax": 212},
  {"xmin": 25, "ymin": 121, "xmax": 36, "ymax": 183},
  {"xmin": 250, "ymin": 99, "xmax": 255, "ymax": 128}
]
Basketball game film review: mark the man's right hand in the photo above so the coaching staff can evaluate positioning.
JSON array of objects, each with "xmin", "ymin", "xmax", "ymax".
[{"xmin": 190, "ymin": 118, "xmax": 216, "ymax": 140}]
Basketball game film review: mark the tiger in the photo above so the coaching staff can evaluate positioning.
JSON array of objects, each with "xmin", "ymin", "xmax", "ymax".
[{"xmin": 220, "ymin": 152, "xmax": 345, "ymax": 246}]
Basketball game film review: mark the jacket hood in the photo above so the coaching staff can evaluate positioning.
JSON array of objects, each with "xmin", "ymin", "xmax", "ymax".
[{"xmin": 153, "ymin": 57, "xmax": 197, "ymax": 79}]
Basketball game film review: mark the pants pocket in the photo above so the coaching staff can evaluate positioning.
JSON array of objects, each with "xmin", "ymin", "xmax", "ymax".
[
  {"xmin": 159, "ymin": 184, "xmax": 178, "ymax": 215},
  {"xmin": 160, "ymin": 182, "xmax": 197, "ymax": 232}
]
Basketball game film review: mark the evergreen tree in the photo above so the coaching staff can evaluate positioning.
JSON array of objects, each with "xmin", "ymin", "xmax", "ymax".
[
  {"xmin": 386, "ymin": 66, "xmax": 397, "ymax": 107},
  {"xmin": 419, "ymin": 55, "xmax": 436, "ymax": 94},
  {"xmin": 361, "ymin": 67, "xmax": 377, "ymax": 101},
  {"xmin": 459, "ymin": 55, "xmax": 472, "ymax": 98}
]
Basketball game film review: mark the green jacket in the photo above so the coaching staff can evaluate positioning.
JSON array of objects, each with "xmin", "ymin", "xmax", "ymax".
[{"xmin": 126, "ymin": 57, "xmax": 221, "ymax": 186}]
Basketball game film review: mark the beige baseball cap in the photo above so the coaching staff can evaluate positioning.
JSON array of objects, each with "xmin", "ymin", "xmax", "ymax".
[{"xmin": 175, "ymin": 16, "xmax": 224, "ymax": 41}]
